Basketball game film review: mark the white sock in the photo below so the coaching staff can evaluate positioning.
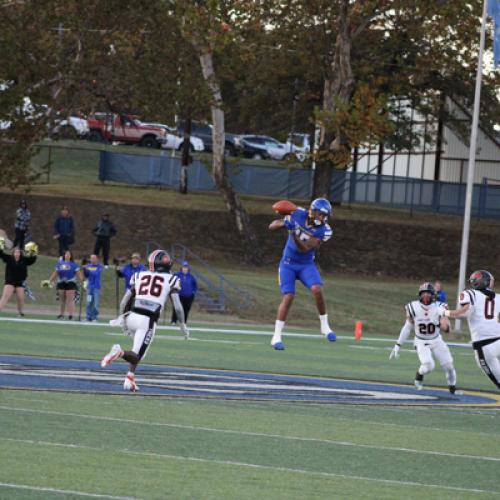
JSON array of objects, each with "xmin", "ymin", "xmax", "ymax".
[
  {"xmin": 319, "ymin": 314, "xmax": 331, "ymax": 335},
  {"xmin": 271, "ymin": 320, "xmax": 285, "ymax": 345}
]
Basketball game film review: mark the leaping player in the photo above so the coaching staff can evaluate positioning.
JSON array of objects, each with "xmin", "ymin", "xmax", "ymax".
[
  {"xmin": 101, "ymin": 249, "xmax": 188, "ymax": 391},
  {"xmin": 269, "ymin": 198, "xmax": 336, "ymax": 350}
]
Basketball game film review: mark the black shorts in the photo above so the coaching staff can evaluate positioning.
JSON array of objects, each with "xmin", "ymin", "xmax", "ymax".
[
  {"xmin": 56, "ymin": 281, "xmax": 78, "ymax": 291},
  {"xmin": 5, "ymin": 281, "xmax": 24, "ymax": 288}
]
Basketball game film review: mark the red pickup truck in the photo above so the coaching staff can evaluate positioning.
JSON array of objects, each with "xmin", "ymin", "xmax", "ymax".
[{"xmin": 87, "ymin": 113, "xmax": 166, "ymax": 148}]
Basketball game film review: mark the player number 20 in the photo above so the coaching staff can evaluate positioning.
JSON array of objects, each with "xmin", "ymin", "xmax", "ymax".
[
  {"xmin": 418, "ymin": 323, "xmax": 436, "ymax": 335},
  {"xmin": 138, "ymin": 275, "xmax": 164, "ymax": 297}
]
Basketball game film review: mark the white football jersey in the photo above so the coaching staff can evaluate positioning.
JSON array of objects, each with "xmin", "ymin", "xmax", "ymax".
[
  {"xmin": 406, "ymin": 300, "xmax": 442, "ymax": 340},
  {"xmin": 459, "ymin": 289, "xmax": 500, "ymax": 342},
  {"xmin": 130, "ymin": 271, "xmax": 181, "ymax": 312}
]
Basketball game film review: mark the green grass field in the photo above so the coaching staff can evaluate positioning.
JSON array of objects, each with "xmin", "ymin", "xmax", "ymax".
[
  {"xmin": 1, "ymin": 315, "xmax": 499, "ymax": 500},
  {"xmin": 0, "ymin": 141, "xmax": 498, "ymax": 499}
]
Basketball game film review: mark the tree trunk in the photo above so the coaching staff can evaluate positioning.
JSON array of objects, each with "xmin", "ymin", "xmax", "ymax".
[
  {"xmin": 199, "ymin": 50, "xmax": 262, "ymax": 264},
  {"xmin": 313, "ymin": 0, "xmax": 354, "ymax": 200},
  {"xmin": 180, "ymin": 117, "xmax": 192, "ymax": 194}
]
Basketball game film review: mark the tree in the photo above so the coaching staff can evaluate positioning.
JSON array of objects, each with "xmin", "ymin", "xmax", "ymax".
[{"xmin": 177, "ymin": 1, "xmax": 262, "ymax": 263}]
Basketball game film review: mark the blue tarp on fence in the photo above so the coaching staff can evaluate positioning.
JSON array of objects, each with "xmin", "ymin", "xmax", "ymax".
[{"xmin": 99, "ymin": 150, "xmax": 500, "ymax": 218}]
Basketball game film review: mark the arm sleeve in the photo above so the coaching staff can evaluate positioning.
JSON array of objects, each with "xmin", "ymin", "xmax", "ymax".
[
  {"xmin": 397, "ymin": 320, "xmax": 413, "ymax": 345},
  {"xmin": 171, "ymin": 292, "xmax": 185, "ymax": 324},
  {"xmin": 192, "ymin": 275, "xmax": 198, "ymax": 294},
  {"xmin": 0, "ymin": 249, "xmax": 8, "ymax": 263},
  {"xmin": 54, "ymin": 219, "xmax": 60, "ymax": 234},
  {"xmin": 25, "ymin": 255, "xmax": 37, "ymax": 266},
  {"xmin": 119, "ymin": 289, "xmax": 135, "ymax": 315}
]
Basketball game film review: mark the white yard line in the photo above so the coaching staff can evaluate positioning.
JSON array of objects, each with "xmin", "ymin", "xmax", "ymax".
[
  {"xmin": 0, "ymin": 316, "xmax": 473, "ymax": 347},
  {"xmin": 1, "ymin": 405, "xmax": 499, "ymax": 463},
  {"xmin": 1, "ymin": 437, "xmax": 497, "ymax": 496},
  {"xmin": 0, "ymin": 482, "xmax": 140, "ymax": 499}
]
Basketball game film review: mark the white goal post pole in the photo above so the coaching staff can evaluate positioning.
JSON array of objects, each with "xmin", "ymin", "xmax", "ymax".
[{"xmin": 455, "ymin": 0, "xmax": 488, "ymax": 332}]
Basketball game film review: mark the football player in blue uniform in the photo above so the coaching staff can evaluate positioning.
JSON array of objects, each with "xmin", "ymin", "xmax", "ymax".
[{"xmin": 269, "ymin": 198, "xmax": 336, "ymax": 350}]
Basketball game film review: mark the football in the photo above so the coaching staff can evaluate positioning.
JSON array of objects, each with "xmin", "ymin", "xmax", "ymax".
[{"xmin": 272, "ymin": 200, "xmax": 297, "ymax": 215}]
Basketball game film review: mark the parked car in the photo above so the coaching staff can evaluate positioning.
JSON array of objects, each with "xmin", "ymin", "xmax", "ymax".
[
  {"xmin": 286, "ymin": 133, "xmax": 311, "ymax": 161},
  {"xmin": 87, "ymin": 113, "xmax": 166, "ymax": 147},
  {"xmin": 237, "ymin": 135, "xmax": 297, "ymax": 161},
  {"xmin": 52, "ymin": 116, "xmax": 89, "ymax": 139},
  {"xmin": 143, "ymin": 123, "xmax": 204, "ymax": 152},
  {"xmin": 177, "ymin": 120, "xmax": 239, "ymax": 156},
  {"xmin": 237, "ymin": 137, "xmax": 272, "ymax": 160}
]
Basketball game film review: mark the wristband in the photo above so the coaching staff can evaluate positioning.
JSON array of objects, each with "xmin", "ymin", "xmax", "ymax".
[{"xmin": 444, "ymin": 310, "xmax": 451, "ymax": 317}]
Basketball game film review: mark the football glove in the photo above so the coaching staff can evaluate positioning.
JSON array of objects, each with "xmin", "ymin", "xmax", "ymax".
[
  {"xmin": 283, "ymin": 215, "xmax": 297, "ymax": 231},
  {"xmin": 0, "ymin": 237, "xmax": 5, "ymax": 251},
  {"xmin": 438, "ymin": 304, "xmax": 450, "ymax": 317},
  {"xmin": 180, "ymin": 322, "xmax": 190, "ymax": 339},
  {"xmin": 40, "ymin": 279, "xmax": 53, "ymax": 288},
  {"xmin": 24, "ymin": 241, "xmax": 38, "ymax": 256},
  {"xmin": 389, "ymin": 344, "xmax": 400, "ymax": 359},
  {"xmin": 83, "ymin": 280, "xmax": 88, "ymax": 290}
]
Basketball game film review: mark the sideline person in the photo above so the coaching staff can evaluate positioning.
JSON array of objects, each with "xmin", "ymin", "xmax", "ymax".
[
  {"xmin": 0, "ymin": 240, "xmax": 38, "ymax": 317},
  {"xmin": 92, "ymin": 213, "xmax": 117, "ymax": 267},
  {"xmin": 13, "ymin": 199, "xmax": 31, "ymax": 249},
  {"xmin": 171, "ymin": 261, "xmax": 198, "ymax": 325},
  {"xmin": 83, "ymin": 254, "xmax": 104, "ymax": 322},
  {"xmin": 48, "ymin": 250, "xmax": 84, "ymax": 320},
  {"xmin": 268, "ymin": 198, "xmax": 336, "ymax": 350},
  {"xmin": 53, "ymin": 206, "xmax": 75, "ymax": 257},
  {"xmin": 116, "ymin": 253, "xmax": 146, "ymax": 291}
]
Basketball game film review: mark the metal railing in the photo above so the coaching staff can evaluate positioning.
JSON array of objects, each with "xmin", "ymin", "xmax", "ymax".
[{"xmin": 145, "ymin": 241, "xmax": 251, "ymax": 313}]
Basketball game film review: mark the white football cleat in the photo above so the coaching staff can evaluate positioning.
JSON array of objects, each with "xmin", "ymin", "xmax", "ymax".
[
  {"xmin": 123, "ymin": 373, "xmax": 138, "ymax": 392},
  {"xmin": 100, "ymin": 344, "xmax": 123, "ymax": 368}
]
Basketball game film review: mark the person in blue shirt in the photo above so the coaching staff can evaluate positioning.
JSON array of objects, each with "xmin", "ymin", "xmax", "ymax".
[
  {"xmin": 171, "ymin": 261, "xmax": 198, "ymax": 325},
  {"xmin": 53, "ymin": 206, "xmax": 75, "ymax": 257},
  {"xmin": 116, "ymin": 253, "xmax": 146, "ymax": 291},
  {"xmin": 83, "ymin": 254, "xmax": 104, "ymax": 321},
  {"xmin": 268, "ymin": 198, "xmax": 336, "ymax": 350},
  {"xmin": 434, "ymin": 281, "xmax": 447, "ymax": 303},
  {"xmin": 48, "ymin": 250, "xmax": 83, "ymax": 320}
]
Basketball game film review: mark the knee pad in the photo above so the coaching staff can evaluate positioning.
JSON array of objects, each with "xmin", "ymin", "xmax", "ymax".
[{"xmin": 420, "ymin": 361, "xmax": 435, "ymax": 374}]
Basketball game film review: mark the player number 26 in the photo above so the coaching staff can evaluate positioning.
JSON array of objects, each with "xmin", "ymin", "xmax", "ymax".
[{"xmin": 138, "ymin": 275, "xmax": 164, "ymax": 297}]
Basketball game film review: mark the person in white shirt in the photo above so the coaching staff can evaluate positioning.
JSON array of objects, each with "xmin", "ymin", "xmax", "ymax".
[
  {"xmin": 390, "ymin": 282, "xmax": 458, "ymax": 394},
  {"xmin": 101, "ymin": 249, "xmax": 188, "ymax": 392},
  {"xmin": 440, "ymin": 270, "xmax": 500, "ymax": 390}
]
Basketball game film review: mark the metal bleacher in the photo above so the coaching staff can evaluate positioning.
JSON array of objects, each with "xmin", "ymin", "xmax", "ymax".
[{"xmin": 145, "ymin": 241, "xmax": 251, "ymax": 314}]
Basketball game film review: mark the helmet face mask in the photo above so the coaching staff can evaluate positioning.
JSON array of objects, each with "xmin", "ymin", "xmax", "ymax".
[
  {"xmin": 418, "ymin": 282, "xmax": 436, "ymax": 305},
  {"xmin": 308, "ymin": 198, "xmax": 332, "ymax": 226},
  {"xmin": 468, "ymin": 270, "xmax": 495, "ymax": 291},
  {"xmin": 148, "ymin": 250, "xmax": 172, "ymax": 273}
]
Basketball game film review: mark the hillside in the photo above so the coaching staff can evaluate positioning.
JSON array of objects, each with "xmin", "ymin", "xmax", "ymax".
[{"xmin": 0, "ymin": 188, "xmax": 499, "ymax": 280}]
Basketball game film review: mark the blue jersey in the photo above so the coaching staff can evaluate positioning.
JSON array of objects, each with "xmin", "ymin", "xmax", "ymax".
[
  {"xmin": 121, "ymin": 263, "xmax": 146, "ymax": 290},
  {"xmin": 84, "ymin": 263, "xmax": 103, "ymax": 290},
  {"xmin": 282, "ymin": 208, "xmax": 332, "ymax": 264},
  {"xmin": 56, "ymin": 260, "xmax": 80, "ymax": 282}
]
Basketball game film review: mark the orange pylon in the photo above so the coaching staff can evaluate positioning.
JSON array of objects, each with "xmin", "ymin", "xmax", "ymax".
[{"xmin": 354, "ymin": 320, "xmax": 363, "ymax": 341}]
